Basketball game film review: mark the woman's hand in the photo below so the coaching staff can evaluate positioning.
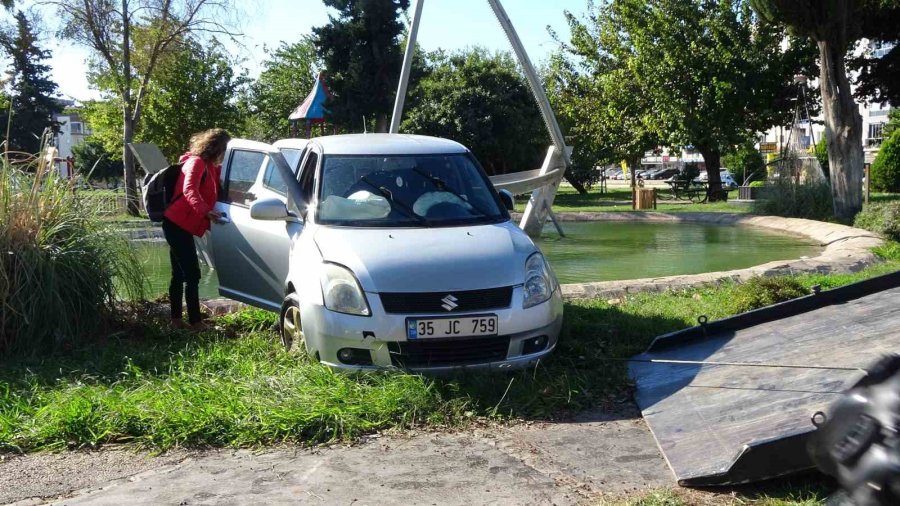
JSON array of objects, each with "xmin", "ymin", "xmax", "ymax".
[{"xmin": 206, "ymin": 209, "xmax": 225, "ymax": 222}]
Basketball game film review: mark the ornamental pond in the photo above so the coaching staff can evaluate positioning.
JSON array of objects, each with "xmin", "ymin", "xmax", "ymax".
[{"xmin": 135, "ymin": 221, "xmax": 823, "ymax": 299}]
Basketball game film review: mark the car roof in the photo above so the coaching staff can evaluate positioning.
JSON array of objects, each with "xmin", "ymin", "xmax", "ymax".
[
  {"xmin": 228, "ymin": 138, "xmax": 273, "ymax": 152},
  {"xmin": 309, "ymin": 133, "xmax": 468, "ymax": 156},
  {"xmin": 273, "ymin": 138, "xmax": 309, "ymax": 149}
]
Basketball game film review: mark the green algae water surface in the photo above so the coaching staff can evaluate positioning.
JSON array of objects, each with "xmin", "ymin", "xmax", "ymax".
[{"xmin": 534, "ymin": 221, "xmax": 822, "ymax": 284}]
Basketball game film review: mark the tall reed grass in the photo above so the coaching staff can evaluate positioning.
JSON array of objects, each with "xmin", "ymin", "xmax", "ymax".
[{"xmin": 0, "ymin": 135, "xmax": 145, "ymax": 355}]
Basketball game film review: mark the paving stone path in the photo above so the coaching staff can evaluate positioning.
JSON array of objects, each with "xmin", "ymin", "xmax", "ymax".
[{"xmin": 2, "ymin": 408, "xmax": 672, "ymax": 506}]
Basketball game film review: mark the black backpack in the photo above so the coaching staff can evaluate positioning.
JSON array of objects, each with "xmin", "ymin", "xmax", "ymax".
[
  {"xmin": 142, "ymin": 162, "xmax": 210, "ymax": 223},
  {"xmin": 142, "ymin": 163, "xmax": 184, "ymax": 223}
]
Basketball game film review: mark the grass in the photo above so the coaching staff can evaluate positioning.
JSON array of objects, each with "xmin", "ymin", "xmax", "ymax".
[{"xmin": 1, "ymin": 257, "xmax": 897, "ymax": 454}]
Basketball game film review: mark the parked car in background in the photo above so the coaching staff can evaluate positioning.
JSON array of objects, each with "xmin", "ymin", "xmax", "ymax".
[
  {"xmin": 695, "ymin": 169, "xmax": 738, "ymax": 188},
  {"xmin": 653, "ymin": 168, "xmax": 680, "ymax": 180},
  {"xmin": 202, "ymin": 134, "xmax": 564, "ymax": 372}
]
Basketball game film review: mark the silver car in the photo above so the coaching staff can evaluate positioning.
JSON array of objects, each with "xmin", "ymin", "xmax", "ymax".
[{"xmin": 202, "ymin": 134, "xmax": 563, "ymax": 372}]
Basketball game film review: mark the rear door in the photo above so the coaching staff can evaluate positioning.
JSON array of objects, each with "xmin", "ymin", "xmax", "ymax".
[{"xmin": 209, "ymin": 140, "xmax": 302, "ymax": 311}]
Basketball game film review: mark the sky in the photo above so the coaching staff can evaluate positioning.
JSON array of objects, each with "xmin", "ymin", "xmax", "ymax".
[{"xmin": 9, "ymin": 0, "xmax": 586, "ymax": 102}]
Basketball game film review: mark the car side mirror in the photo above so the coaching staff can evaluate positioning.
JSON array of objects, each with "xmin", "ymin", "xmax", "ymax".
[
  {"xmin": 250, "ymin": 198, "xmax": 291, "ymax": 221},
  {"xmin": 498, "ymin": 189, "xmax": 515, "ymax": 211}
]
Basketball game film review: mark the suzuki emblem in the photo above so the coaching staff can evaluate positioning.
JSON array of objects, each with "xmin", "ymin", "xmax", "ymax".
[{"xmin": 441, "ymin": 294, "xmax": 459, "ymax": 311}]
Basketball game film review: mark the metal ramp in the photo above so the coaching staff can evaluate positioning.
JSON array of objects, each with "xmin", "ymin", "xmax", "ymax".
[{"xmin": 629, "ymin": 271, "xmax": 900, "ymax": 486}]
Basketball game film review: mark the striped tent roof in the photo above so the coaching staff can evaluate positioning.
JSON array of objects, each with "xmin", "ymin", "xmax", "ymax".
[{"xmin": 289, "ymin": 71, "xmax": 332, "ymax": 122}]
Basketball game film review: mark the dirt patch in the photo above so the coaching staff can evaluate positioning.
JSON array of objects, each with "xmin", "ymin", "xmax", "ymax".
[{"xmin": 0, "ymin": 449, "xmax": 191, "ymax": 505}]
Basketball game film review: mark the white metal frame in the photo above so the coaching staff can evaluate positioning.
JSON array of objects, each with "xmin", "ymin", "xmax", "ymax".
[{"xmin": 389, "ymin": 0, "xmax": 569, "ymax": 237}]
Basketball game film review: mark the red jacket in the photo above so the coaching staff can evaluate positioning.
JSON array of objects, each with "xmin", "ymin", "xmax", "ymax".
[{"xmin": 164, "ymin": 153, "xmax": 221, "ymax": 237}]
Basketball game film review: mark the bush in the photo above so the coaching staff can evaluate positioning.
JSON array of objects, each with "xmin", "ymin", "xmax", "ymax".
[
  {"xmin": 752, "ymin": 178, "xmax": 833, "ymax": 221},
  {"xmin": 870, "ymin": 129, "xmax": 900, "ymax": 192},
  {"xmin": 814, "ymin": 137, "xmax": 830, "ymax": 181},
  {"xmin": 725, "ymin": 276, "xmax": 809, "ymax": 314},
  {"xmin": 1, "ymin": 154, "xmax": 145, "ymax": 355},
  {"xmin": 853, "ymin": 201, "xmax": 900, "ymax": 242},
  {"xmin": 749, "ymin": 180, "xmax": 766, "ymax": 188},
  {"xmin": 71, "ymin": 137, "xmax": 123, "ymax": 182},
  {"xmin": 723, "ymin": 142, "xmax": 765, "ymax": 184}
]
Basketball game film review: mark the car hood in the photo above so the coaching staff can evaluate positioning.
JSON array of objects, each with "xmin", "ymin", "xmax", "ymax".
[{"xmin": 314, "ymin": 221, "xmax": 537, "ymax": 293}]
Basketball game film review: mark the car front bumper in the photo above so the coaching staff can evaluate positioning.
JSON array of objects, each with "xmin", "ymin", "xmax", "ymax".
[{"xmin": 300, "ymin": 286, "xmax": 564, "ymax": 372}]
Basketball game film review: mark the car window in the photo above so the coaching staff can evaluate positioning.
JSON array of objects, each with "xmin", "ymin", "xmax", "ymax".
[
  {"xmin": 226, "ymin": 150, "xmax": 266, "ymax": 206},
  {"xmin": 280, "ymin": 148, "xmax": 304, "ymax": 172},
  {"xmin": 261, "ymin": 157, "xmax": 287, "ymax": 196}
]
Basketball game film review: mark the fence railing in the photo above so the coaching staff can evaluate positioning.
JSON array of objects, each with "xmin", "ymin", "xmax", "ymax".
[{"xmin": 76, "ymin": 193, "xmax": 134, "ymax": 215}]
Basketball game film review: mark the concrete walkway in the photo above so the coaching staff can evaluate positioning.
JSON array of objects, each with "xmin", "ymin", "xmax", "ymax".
[{"xmin": 3, "ymin": 408, "xmax": 672, "ymax": 506}]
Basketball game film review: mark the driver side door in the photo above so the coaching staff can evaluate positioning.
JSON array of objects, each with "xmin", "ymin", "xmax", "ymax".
[{"xmin": 209, "ymin": 144, "xmax": 302, "ymax": 311}]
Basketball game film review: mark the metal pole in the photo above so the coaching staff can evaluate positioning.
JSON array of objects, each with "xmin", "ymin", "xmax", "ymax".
[
  {"xmin": 485, "ymin": 0, "xmax": 568, "ymax": 163},
  {"xmin": 389, "ymin": 0, "xmax": 424, "ymax": 134}
]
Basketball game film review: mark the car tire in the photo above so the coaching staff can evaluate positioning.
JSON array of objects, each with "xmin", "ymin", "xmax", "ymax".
[{"xmin": 279, "ymin": 293, "xmax": 306, "ymax": 354}]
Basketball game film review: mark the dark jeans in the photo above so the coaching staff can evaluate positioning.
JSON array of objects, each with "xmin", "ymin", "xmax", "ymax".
[{"xmin": 162, "ymin": 218, "xmax": 202, "ymax": 324}]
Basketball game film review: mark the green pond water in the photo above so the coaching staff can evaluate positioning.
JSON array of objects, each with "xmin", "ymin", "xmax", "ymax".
[
  {"xmin": 135, "ymin": 221, "xmax": 822, "ymax": 299},
  {"xmin": 533, "ymin": 221, "xmax": 822, "ymax": 284}
]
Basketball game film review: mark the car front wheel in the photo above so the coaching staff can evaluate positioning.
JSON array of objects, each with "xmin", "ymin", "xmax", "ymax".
[{"xmin": 279, "ymin": 294, "xmax": 305, "ymax": 354}]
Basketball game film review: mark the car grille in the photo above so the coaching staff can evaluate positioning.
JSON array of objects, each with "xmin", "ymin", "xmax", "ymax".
[
  {"xmin": 388, "ymin": 335, "xmax": 511, "ymax": 368},
  {"xmin": 379, "ymin": 286, "xmax": 513, "ymax": 314}
]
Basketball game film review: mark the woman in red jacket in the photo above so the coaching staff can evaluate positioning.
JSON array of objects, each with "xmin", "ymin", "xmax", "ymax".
[{"xmin": 163, "ymin": 128, "xmax": 230, "ymax": 328}]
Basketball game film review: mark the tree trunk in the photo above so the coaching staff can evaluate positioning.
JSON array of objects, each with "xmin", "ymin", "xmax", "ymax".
[
  {"xmin": 818, "ymin": 38, "xmax": 864, "ymax": 220},
  {"xmin": 565, "ymin": 175, "xmax": 588, "ymax": 194},
  {"xmin": 699, "ymin": 147, "xmax": 726, "ymax": 201},
  {"xmin": 122, "ymin": 112, "xmax": 140, "ymax": 215},
  {"xmin": 120, "ymin": 0, "xmax": 141, "ymax": 216},
  {"xmin": 375, "ymin": 114, "xmax": 388, "ymax": 133}
]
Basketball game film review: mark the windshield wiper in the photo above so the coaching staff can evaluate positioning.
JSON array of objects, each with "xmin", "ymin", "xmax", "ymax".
[
  {"xmin": 358, "ymin": 176, "xmax": 430, "ymax": 227},
  {"xmin": 411, "ymin": 168, "xmax": 496, "ymax": 219}
]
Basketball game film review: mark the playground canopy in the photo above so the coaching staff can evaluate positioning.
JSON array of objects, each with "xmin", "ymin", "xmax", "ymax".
[{"xmin": 289, "ymin": 72, "xmax": 332, "ymax": 124}]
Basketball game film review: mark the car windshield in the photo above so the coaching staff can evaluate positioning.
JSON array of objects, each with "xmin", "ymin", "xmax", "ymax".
[{"xmin": 317, "ymin": 154, "xmax": 506, "ymax": 227}]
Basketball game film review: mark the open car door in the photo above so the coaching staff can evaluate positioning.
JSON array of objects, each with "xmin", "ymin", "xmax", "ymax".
[{"xmin": 206, "ymin": 139, "xmax": 303, "ymax": 311}]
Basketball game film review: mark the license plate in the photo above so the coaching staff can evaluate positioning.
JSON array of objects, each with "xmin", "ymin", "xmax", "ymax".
[{"xmin": 407, "ymin": 315, "xmax": 498, "ymax": 339}]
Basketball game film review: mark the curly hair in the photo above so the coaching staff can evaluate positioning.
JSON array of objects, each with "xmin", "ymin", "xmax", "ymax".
[{"xmin": 189, "ymin": 128, "xmax": 231, "ymax": 162}]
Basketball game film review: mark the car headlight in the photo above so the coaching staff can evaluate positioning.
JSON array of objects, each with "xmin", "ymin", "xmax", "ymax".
[
  {"xmin": 320, "ymin": 263, "xmax": 370, "ymax": 316},
  {"xmin": 523, "ymin": 252, "xmax": 557, "ymax": 309}
]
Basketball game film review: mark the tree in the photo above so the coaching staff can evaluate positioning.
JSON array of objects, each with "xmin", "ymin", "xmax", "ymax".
[
  {"xmin": 565, "ymin": 0, "xmax": 813, "ymax": 200},
  {"xmin": 313, "ymin": 0, "xmax": 410, "ymax": 133},
  {"xmin": 71, "ymin": 137, "xmax": 122, "ymax": 181},
  {"xmin": 46, "ymin": 0, "xmax": 237, "ymax": 215},
  {"xmin": 402, "ymin": 48, "xmax": 546, "ymax": 176},
  {"xmin": 240, "ymin": 39, "xmax": 318, "ymax": 142},
  {"xmin": 139, "ymin": 38, "xmax": 247, "ymax": 160},
  {"xmin": 849, "ymin": 7, "xmax": 900, "ymax": 105},
  {"xmin": 751, "ymin": 0, "xmax": 900, "ymax": 218},
  {"xmin": 870, "ymin": 129, "xmax": 900, "ymax": 192},
  {"xmin": 723, "ymin": 141, "xmax": 767, "ymax": 184},
  {"xmin": 0, "ymin": 12, "xmax": 63, "ymax": 154}
]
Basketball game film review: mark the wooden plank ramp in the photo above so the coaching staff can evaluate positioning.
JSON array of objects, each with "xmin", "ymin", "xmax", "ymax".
[{"xmin": 629, "ymin": 272, "xmax": 900, "ymax": 486}]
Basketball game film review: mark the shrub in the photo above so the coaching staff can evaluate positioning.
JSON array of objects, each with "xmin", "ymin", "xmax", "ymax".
[
  {"xmin": 71, "ymin": 137, "xmax": 123, "ymax": 182},
  {"xmin": 1, "ymin": 150, "xmax": 145, "ymax": 355},
  {"xmin": 725, "ymin": 276, "xmax": 809, "ymax": 314},
  {"xmin": 870, "ymin": 129, "xmax": 900, "ymax": 192},
  {"xmin": 814, "ymin": 137, "xmax": 830, "ymax": 180},
  {"xmin": 749, "ymin": 180, "xmax": 766, "ymax": 188},
  {"xmin": 723, "ymin": 142, "xmax": 765, "ymax": 184},
  {"xmin": 853, "ymin": 201, "xmax": 900, "ymax": 242},
  {"xmin": 752, "ymin": 178, "xmax": 833, "ymax": 221}
]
